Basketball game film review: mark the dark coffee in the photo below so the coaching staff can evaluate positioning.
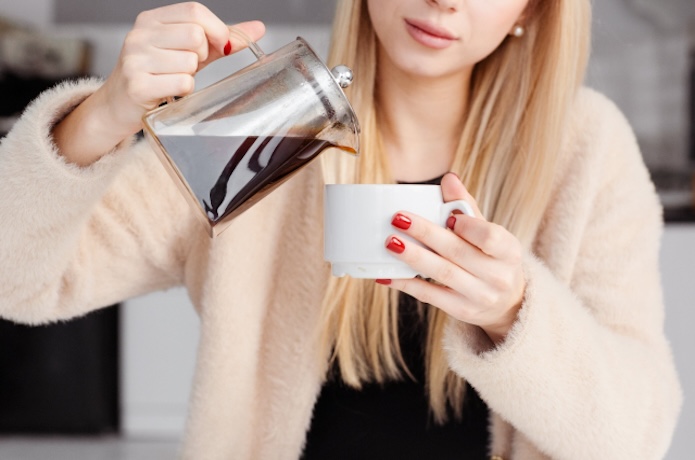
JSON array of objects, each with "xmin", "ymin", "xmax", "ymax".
[{"xmin": 158, "ymin": 134, "xmax": 356, "ymax": 225}]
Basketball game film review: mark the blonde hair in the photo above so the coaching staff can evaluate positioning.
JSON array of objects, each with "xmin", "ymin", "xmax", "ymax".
[{"xmin": 319, "ymin": 0, "xmax": 591, "ymax": 423}]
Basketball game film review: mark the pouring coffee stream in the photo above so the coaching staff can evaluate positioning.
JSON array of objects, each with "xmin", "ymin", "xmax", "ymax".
[{"xmin": 142, "ymin": 27, "xmax": 360, "ymax": 237}]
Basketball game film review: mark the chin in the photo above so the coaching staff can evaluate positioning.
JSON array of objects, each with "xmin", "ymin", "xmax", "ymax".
[{"xmin": 400, "ymin": 60, "xmax": 468, "ymax": 80}]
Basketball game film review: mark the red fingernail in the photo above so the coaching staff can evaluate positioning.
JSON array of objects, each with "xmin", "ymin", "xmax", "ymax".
[
  {"xmin": 375, "ymin": 279, "xmax": 392, "ymax": 285},
  {"xmin": 446, "ymin": 215, "xmax": 456, "ymax": 230},
  {"xmin": 391, "ymin": 213, "xmax": 412, "ymax": 230},
  {"xmin": 224, "ymin": 40, "xmax": 232, "ymax": 56},
  {"xmin": 386, "ymin": 236, "xmax": 406, "ymax": 254}
]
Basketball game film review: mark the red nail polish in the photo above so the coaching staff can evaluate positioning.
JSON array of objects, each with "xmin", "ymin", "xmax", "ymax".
[
  {"xmin": 391, "ymin": 213, "xmax": 412, "ymax": 230},
  {"xmin": 446, "ymin": 215, "xmax": 456, "ymax": 230},
  {"xmin": 375, "ymin": 279, "xmax": 392, "ymax": 285},
  {"xmin": 386, "ymin": 236, "xmax": 406, "ymax": 254},
  {"xmin": 224, "ymin": 40, "xmax": 232, "ymax": 56}
]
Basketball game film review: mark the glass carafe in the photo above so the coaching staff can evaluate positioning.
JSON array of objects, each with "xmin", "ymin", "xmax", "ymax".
[{"xmin": 142, "ymin": 28, "xmax": 360, "ymax": 237}]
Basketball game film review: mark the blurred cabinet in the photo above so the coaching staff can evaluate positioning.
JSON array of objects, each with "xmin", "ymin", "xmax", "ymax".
[
  {"xmin": 0, "ymin": 16, "xmax": 90, "ymax": 133},
  {"xmin": 0, "ymin": 307, "xmax": 119, "ymax": 434}
]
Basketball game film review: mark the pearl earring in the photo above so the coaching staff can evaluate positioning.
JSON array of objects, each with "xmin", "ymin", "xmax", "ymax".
[{"xmin": 511, "ymin": 25, "xmax": 525, "ymax": 38}]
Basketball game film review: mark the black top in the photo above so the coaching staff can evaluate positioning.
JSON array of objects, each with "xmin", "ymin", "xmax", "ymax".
[{"xmin": 301, "ymin": 292, "xmax": 490, "ymax": 459}]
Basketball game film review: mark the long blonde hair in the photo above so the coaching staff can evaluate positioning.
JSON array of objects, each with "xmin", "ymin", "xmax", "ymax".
[{"xmin": 319, "ymin": 0, "xmax": 591, "ymax": 423}]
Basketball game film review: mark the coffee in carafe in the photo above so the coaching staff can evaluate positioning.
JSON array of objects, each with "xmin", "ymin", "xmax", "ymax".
[
  {"xmin": 157, "ymin": 133, "xmax": 355, "ymax": 225},
  {"xmin": 142, "ymin": 30, "xmax": 360, "ymax": 237}
]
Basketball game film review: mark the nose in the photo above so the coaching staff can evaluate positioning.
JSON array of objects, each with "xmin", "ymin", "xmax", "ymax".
[{"xmin": 427, "ymin": 0, "xmax": 459, "ymax": 13}]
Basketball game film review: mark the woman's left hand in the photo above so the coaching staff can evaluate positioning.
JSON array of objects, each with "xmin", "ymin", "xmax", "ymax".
[{"xmin": 379, "ymin": 172, "xmax": 526, "ymax": 344}]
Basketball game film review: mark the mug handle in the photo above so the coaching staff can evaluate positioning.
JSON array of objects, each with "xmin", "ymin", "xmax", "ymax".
[
  {"xmin": 163, "ymin": 26, "xmax": 265, "ymax": 105},
  {"xmin": 439, "ymin": 199, "xmax": 475, "ymax": 226}
]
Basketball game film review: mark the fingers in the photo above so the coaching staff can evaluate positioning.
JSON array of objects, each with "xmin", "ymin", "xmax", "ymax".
[
  {"xmin": 390, "ymin": 208, "xmax": 520, "ymax": 280},
  {"xmin": 133, "ymin": 3, "xmax": 266, "ymax": 68},
  {"xmin": 116, "ymin": 3, "xmax": 267, "ymax": 107},
  {"xmin": 384, "ymin": 230, "xmax": 488, "ymax": 294},
  {"xmin": 379, "ymin": 277, "xmax": 485, "ymax": 326},
  {"xmin": 439, "ymin": 172, "xmax": 519, "ymax": 260},
  {"xmin": 143, "ymin": 23, "xmax": 211, "ymax": 63},
  {"xmin": 118, "ymin": 44, "xmax": 197, "ymax": 103},
  {"xmin": 378, "ymin": 174, "xmax": 525, "ymax": 337},
  {"xmin": 96, "ymin": 4, "xmax": 266, "ymax": 143},
  {"xmin": 127, "ymin": 46, "xmax": 201, "ymax": 76},
  {"xmin": 449, "ymin": 214, "xmax": 521, "ymax": 261},
  {"xmin": 135, "ymin": 2, "xmax": 231, "ymax": 55},
  {"xmin": 379, "ymin": 229, "xmax": 522, "ymax": 330}
]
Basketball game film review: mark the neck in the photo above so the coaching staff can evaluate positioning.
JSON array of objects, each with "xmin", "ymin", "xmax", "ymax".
[{"xmin": 376, "ymin": 52, "xmax": 471, "ymax": 182}]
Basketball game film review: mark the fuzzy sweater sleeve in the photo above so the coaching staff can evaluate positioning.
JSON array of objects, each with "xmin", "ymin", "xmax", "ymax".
[
  {"xmin": 0, "ymin": 79, "xmax": 199, "ymax": 324},
  {"xmin": 443, "ymin": 89, "xmax": 682, "ymax": 459}
]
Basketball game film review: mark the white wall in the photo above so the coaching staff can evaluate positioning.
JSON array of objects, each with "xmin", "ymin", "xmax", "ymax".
[
  {"xmin": 0, "ymin": 0, "xmax": 54, "ymax": 26},
  {"xmin": 660, "ymin": 225, "xmax": 695, "ymax": 460}
]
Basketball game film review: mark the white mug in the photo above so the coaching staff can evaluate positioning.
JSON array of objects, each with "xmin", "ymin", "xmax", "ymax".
[{"xmin": 324, "ymin": 184, "xmax": 475, "ymax": 279}]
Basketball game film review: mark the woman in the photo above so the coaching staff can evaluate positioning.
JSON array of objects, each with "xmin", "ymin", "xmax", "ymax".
[{"xmin": 0, "ymin": 0, "xmax": 682, "ymax": 458}]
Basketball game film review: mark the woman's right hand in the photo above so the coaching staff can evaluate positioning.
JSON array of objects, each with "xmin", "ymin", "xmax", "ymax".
[
  {"xmin": 53, "ymin": 2, "xmax": 265, "ymax": 166},
  {"xmin": 99, "ymin": 2, "xmax": 265, "ymax": 136}
]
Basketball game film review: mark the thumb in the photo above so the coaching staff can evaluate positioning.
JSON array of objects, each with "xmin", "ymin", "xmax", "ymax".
[{"xmin": 440, "ymin": 172, "xmax": 483, "ymax": 218}]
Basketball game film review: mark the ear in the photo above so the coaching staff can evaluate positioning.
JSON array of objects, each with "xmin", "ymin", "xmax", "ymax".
[
  {"xmin": 508, "ymin": 1, "xmax": 534, "ymax": 37},
  {"xmin": 516, "ymin": 0, "xmax": 538, "ymax": 27}
]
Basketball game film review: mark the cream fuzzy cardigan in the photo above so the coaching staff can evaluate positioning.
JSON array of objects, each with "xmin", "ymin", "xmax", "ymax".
[{"xmin": 0, "ymin": 79, "xmax": 683, "ymax": 460}]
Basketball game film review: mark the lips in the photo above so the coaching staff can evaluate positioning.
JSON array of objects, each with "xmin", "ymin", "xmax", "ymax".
[{"xmin": 404, "ymin": 18, "xmax": 459, "ymax": 49}]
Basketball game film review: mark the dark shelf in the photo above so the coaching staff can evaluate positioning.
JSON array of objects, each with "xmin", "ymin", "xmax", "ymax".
[{"xmin": 664, "ymin": 205, "xmax": 695, "ymax": 223}]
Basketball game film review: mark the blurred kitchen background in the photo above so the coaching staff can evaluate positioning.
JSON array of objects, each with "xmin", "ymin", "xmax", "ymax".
[{"xmin": 0, "ymin": 0, "xmax": 692, "ymax": 459}]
